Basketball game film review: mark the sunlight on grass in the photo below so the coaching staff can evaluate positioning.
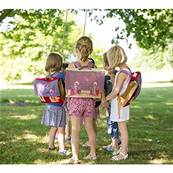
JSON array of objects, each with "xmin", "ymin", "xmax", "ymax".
[
  {"xmin": 144, "ymin": 114, "xmax": 156, "ymax": 120},
  {"xmin": 1, "ymin": 83, "xmax": 173, "ymax": 164},
  {"xmin": 143, "ymin": 138, "xmax": 153, "ymax": 142},
  {"xmin": 11, "ymin": 130, "xmax": 46, "ymax": 143},
  {"xmin": 9, "ymin": 114, "xmax": 38, "ymax": 120},
  {"xmin": 149, "ymin": 158, "xmax": 170, "ymax": 164},
  {"xmin": 0, "ymin": 84, "xmax": 33, "ymax": 90},
  {"xmin": 0, "ymin": 141, "xmax": 6, "ymax": 144},
  {"xmin": 36, "ymin": 148, "xmax": 49, "ymax": 153},
  {"xmin": 142, "ymin": 82, "xmax": 173, "ymax": 88},
  {"xmin": 165, "ymin": 102, "xmax": 173, "ymax": 106},
  {"xmin": 13, "ymin": 134, "xmax": 39, "ymax": 142},
  {"xmin": 33, "ymin": 158, "xmax": 73, "ymax": 164}
]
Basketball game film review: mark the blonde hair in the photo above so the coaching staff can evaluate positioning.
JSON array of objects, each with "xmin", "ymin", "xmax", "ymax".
[
  {"xmin": 45, "ymin": 53, "xmax": 63, "ymax": 72},
  {"xmin": 75, "ymin": 36, "xmax": 93, "ymax": 62},
  {"xmin": 106, "ymin": 45, "xmax": 127, "ymax": 70}
]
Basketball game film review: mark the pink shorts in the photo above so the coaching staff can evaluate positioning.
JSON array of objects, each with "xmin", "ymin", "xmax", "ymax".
[{"xmin": 67, "ymin": 98, "xmax": 96, "ymax": 118}]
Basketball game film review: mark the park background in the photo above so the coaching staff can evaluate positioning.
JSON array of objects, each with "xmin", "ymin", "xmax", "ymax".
[{"xmin": 0, "ymin": 8, "xmax": 173, "ymax": 164}]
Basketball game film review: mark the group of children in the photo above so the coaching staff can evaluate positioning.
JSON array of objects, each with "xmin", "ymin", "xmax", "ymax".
[{"xmin": 41, "ymin": 36, "xmax": 131, "ymax": 164}]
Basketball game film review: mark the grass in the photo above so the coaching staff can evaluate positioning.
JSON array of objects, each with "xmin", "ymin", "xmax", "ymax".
[{"xmin": 0, "ymin": 83, "xmax": 173, "ymax": 164}]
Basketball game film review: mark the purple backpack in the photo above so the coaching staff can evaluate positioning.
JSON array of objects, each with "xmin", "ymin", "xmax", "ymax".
[{"xmin": 34, "ymin": 77, "xmax": 65, "ymax": 104}]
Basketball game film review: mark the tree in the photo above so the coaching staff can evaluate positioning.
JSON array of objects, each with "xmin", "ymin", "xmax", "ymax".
[
  {"xmin": 0, "ymin": 9, "xmax": 14, "ymax": 23},
  {"xmin": 88, "ymin": 9, "xmax": 173, "ymax": 68},
  {"xmin": 0, "ymin": 9, "xmax": 80, "ymax": 81},
  {"xmin": 91, "ymin": 9, "xmax": 173, "ymax": 51}
]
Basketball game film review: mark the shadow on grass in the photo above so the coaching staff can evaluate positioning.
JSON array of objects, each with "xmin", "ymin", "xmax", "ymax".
[{"xmin": 0, "ymin": 85, "xmax": 173, "ymax": 164}]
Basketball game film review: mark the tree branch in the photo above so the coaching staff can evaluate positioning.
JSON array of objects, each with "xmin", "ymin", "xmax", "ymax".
[{"xmin": 0, "ymin": 9, "xmax": 14, "ymax": 23}]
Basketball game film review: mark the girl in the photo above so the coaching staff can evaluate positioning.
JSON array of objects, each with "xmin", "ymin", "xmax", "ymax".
[
  {"xmin": 102, "ymin": 53, "xmax": 120, "ymax": 153},
  {"xmin": 82, "ymin": 57, "xmax": 100, "ymax": 148},
  {"xmin": 105, "ymin": 45, "xmax": 131, "ymax": 160},
  {"xmin": 41, "ymin": 53, "xmax": 68, "ymax": 156},
  {"xmin": 67, "ymin": 36, "xmax": 97, "ymax": 164}
]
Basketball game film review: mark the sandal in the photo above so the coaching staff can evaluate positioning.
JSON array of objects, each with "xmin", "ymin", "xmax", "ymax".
[
  {"xmin": 83, "ymin": 154, "xmax": 97, "ymax": 160},
  {"xmin": 68, "ymin": 158, "xmax": 81, "ymax": 164},
  {"xmin": 48, "ymin": 147, "xmax": 56, "ymax": 150},
  {"xmin": 59, "ymin": 150, "xmax": 71, "ymax": 156},
  {"xmin": 103, "ymin": 145, "xmax": 114, "ymax": 152},
  {"xmin": 111, "ymin": 152, "xmax": 128, "ymax": 161},
  {"xmin": 112, "ymin": 148, "xmax": 119, "ymax": 156}
]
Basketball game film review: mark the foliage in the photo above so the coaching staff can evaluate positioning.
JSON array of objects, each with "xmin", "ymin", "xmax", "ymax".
[
  {"xmin": 88, "ymin": 9, "xmax": 173, "ymax": 69},
  {"xmin": 0, "ymin": 9, "xmax": 79, "ymax": 81},
  {"xmin": 131, "ymin": 45, "xmax": 173, "ymax": 70},
  {"xmin": 101, "ymin": 9, "xmax": 173, "ymax": 51}
]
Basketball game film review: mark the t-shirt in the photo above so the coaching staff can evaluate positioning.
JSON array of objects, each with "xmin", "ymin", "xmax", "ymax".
[{"xmin": 104, "ymin": 70, "xmax": 118, "ymax": 96}]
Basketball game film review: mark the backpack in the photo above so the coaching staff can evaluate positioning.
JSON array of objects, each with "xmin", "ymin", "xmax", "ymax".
[
  {"xmin": 118, "ymin": 70, "xmax": 142, "ymax": 107},
  {"xmin": 65, "ymin": 61, "xmax": 105, "ymax": 99},
  {"xmin": 34, "ymin": 75, "xmax": 65, "ymax": 104}
]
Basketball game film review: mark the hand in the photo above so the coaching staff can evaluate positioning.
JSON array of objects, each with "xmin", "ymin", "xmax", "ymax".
[{"xmin": 101, "ymin": 100, "xmax": 109, "ymax": 109}]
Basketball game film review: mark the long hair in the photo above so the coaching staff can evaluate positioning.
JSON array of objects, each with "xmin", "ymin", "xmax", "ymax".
[
  {"xmin": 75, "ymin": 36, "xmax": 93, "ymax": 62},
  {"xmin": 106, "ymin": 45, "xmax": 127, "ymax": 70}
]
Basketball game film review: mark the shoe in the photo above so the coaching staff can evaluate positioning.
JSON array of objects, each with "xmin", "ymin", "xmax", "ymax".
[
  {"xmin": 68, "ymin": 158, "xmax": 81, "ymax": 164},
  {"xmin": 111, "ymin": 152, "xmax": 128, "ymax": 161},
  {"xmin": 59, "ymin": 150, "xmax": 71, "ymax": 156},
  {"xmin": 103, "ymin": 145, "xmax": 114, "ymax": 152},
  {"xmin": 48, "ymin": 147, "xmax": 56, "ymax": 150},
  {"xmin": 118, "ymin": 138, "xmax": 121, "ymax": 146},
  {"xmin": 112, "ymin": 148, "xmax": 119, "ymax": 156},
  {"xmin": 83, "ymin": 154, "xmax": 97, "ymax": 160}
]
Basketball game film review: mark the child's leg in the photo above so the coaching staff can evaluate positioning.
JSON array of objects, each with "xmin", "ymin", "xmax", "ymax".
[
  {"xmin": 111, "ymin": 121, "xmax": 128, "ymax": 160},
  {"xmin": 93, "ymin": 118, "xmax": 97, "ymax": 134},
  {"xmin": 49, "ymin": 127, "xmax": 58, "ymax": 148},
  {"xmin": 57, "ymin": 127, "xmax": 65, "ymax": 151},
  {"xmin": 118, "ymin": 121, "xmax": 128, "ymax": 154},
  {"xmin": 111, "ymin": 121, "xmax": 119, "ymax": 149},
  {"xmin": 84, "ymin": 117, "xmax": 96, "ymax": 157},
  {"xmin": 71, "ymin": 116, "xmax": 81, "ymax": 161},
  {"xmin": 112, "ymin": 138, "xmax": 119, "ymax": 149},
  {"xmin": 65, "ymin": 119, "xmax": 71, "ymax": 140},
  {"xmin": 83, "ymin": 118, "xmax": 96, "ymax": 147}
]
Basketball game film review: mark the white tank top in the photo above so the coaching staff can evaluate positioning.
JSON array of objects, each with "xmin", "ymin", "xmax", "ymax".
[{"xmin": 110, "ymin": 68, "xmax": 131, "ymax": 122}]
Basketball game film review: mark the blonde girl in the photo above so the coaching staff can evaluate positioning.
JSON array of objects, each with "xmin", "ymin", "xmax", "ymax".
[
  {"xmin": 105, "ymin": 45, "xmax": 131, "ymax": 160},
  {"xmin": 67, "ymin": 36, "xmax": 97, "ymax": 164}
]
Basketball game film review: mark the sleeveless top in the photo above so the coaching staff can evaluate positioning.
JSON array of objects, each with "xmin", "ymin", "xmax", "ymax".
[{"xmin": 110, "ymin": 68, "xmax": 131, "ymax": 122}]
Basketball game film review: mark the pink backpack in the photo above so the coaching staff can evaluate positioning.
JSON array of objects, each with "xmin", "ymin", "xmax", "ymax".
[{"xmin": 65, "ymin": 61, "xmax": 105, "ymax": 99}]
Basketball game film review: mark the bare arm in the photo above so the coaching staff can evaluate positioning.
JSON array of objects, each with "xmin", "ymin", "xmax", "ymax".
[{"xmin": 106, "ymin": 73, "xmax": 127, "ymax": 101}]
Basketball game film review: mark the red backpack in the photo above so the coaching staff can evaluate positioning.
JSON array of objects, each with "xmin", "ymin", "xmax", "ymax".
[{"xmin": 118, "ymin": 70, "xmax": 142, "ymax": 107}]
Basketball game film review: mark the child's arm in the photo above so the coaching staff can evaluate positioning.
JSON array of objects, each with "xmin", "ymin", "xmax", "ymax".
[
  {"xmin": 106, "ymin": 73, "xmax": 127, "ymax": 101},
  {"xmin": 101, "ymin": 91, "xmax": 109, "ymax": 109}
]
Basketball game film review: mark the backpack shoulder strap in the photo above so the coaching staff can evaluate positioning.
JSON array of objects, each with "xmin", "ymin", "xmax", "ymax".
[
  {"xmin": 73, "ymin": 61, "xmax": 95, "ymax": 70},
  {"xmin": 58, "ymin": 78, "xmax": 65, "ymax": 99},
  {"xmin": 73, "ymin": 61, "xmax": 81, "ymax": 68},
  {"xmin": 119, "ymin": 69, "xmax": 131, "ymax": 76}
]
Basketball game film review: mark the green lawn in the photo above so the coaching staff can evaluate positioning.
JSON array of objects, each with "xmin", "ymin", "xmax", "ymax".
[{"xmin": 0, "ymin": 83, "xmax": 173, "ymax": 164}]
